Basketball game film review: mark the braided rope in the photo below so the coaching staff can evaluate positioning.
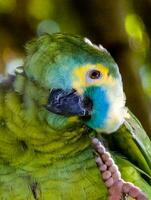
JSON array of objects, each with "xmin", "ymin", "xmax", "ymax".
[{"xmin": 92, "ymin": 138, "xmax": 148, "ymax": 200}]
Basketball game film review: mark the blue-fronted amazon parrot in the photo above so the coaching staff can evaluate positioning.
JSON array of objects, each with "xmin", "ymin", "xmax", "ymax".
[{"xmin": 0, "ymin": 33, "xmax": 151, "ymax": 199}]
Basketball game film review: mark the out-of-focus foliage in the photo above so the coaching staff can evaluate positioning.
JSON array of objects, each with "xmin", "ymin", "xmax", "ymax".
[
  {"xmin": 0, "ymin": 0, "xmax": 16, "ymax": 13},
  {"xmin": 0, "ymin": 0, "xmax": 151, "ymax": 136},
  {"xmin": 125, "ymin": 14, "xmax": 149, "ymax": 53}
]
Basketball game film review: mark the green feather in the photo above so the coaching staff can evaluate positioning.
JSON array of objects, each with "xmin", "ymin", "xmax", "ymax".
[{"xmin": 0, "ymin": 33, "xmax": 151, "ymax": 199}]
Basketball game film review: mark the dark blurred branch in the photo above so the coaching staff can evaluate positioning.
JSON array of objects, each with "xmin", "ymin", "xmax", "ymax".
[{"xmin": 0, "ymin": 0, "xmax": 34, "ymax": 51}]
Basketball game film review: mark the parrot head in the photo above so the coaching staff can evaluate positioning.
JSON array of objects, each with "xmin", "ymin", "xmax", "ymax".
[{"xmin": 24, "ymin": 33, "xmax": 126, "ymax": 133}]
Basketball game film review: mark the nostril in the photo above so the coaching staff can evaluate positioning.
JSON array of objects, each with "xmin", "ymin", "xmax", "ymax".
[{"xmin": 71, "ymin": 88, "xmax": 77, "ymax": 93}]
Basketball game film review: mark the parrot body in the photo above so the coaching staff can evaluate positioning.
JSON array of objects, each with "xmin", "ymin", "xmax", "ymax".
[
  {"xmin": 0, "ymin": 33, "xmax": 151, "ymax": 199},
  {"xmin": 0, "ymin": 86, "xmax": 105, "ymax": 199}
]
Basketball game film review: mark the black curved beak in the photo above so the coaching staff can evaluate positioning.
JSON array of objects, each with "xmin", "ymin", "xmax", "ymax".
[{"xmin": 45, "ymin": 89, "xmax": 92, "ymax": 117}]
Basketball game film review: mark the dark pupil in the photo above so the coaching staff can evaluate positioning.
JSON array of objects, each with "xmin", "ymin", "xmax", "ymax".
[{"xmin": 90, "ymin": 70, "xmax": 101, "ymax": 79}]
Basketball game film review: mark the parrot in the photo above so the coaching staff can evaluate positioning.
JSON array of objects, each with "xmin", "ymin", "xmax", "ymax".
[{"xmin": 0, "ymin": 33, "xmax": 151, "ymax": 200}]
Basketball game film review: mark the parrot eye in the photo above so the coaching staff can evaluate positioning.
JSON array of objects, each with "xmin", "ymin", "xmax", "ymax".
[{"xmin": 89, "ymin": 70, "xmax": 102, "ymax": 79}]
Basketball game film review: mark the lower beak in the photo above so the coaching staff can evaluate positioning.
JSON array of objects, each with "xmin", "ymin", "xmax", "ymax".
[{"xmin": 45, "ymin": 89, "xmax": 92, "ymax": 117}]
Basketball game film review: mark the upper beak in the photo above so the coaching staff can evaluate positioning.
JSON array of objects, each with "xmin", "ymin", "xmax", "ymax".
[{"xmin": 45, "ymin": 89, "xmax": 92, "ymax": 117}]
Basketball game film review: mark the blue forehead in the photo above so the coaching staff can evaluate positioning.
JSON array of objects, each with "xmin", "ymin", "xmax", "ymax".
[{"xmin": 84, "ymin": 86, "xmax": 109, "ymax": 129}]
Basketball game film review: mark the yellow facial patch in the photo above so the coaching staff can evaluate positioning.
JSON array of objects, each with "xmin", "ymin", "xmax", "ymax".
[{"xmin": 72, "ymin": 64, "xmax": 114, "ymax": 93}]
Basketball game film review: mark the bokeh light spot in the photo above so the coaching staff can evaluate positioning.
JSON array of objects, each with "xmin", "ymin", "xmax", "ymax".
[
  {"xmin": 37, "ymin": 20, "xmax": 60, "ymax": 36},
  {"xmin": 125, "ymin": 14, "xmax": 149, "ymax": 53},
  {"xmin": 139, "ymin": 66, "xmax": 151, "ymax": 97},
  {"xmin": 6, "ymin": 58, "xmax": 23, "ymax": 75},
  {"xmin": 125, "ymin": 14, "xmax": 143, "ymax": 41}
]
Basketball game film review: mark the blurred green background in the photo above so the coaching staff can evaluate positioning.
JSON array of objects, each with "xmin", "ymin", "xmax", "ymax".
[{"xmin": 0, "ymin": 0, "xmax": 151, "ymax": 136}]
